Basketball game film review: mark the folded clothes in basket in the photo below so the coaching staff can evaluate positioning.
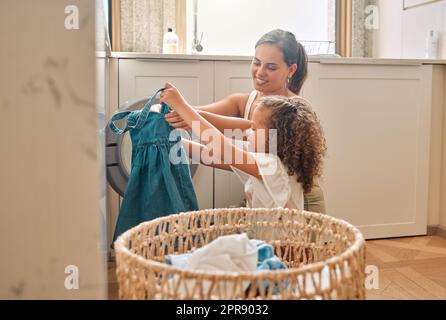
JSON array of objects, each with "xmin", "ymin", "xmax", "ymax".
[{"xmin": 165, "ymin": 233, "xmax": 288, "ymax": 296}]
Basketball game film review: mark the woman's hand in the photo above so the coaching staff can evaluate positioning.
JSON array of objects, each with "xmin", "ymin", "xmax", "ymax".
[{"xmin": 164, "ymin": 111, "xmax": 191, "ymax": 130}]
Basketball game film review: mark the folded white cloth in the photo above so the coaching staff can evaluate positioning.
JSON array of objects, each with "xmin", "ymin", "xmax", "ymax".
[
  {"xmin": 184, "ymin": 233, "xmax": 258, "ymax": 273},
  {"xmin": 167, "ymin": 233, "xmax": 258, "ymax": 298}
]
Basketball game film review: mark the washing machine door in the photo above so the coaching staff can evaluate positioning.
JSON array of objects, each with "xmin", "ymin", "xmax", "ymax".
[{"xmin": 105, "ymin": 96, "xmax": 198, "ymax": 197}]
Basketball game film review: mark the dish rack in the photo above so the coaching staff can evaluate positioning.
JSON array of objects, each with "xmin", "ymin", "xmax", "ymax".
[{"xmin": 300, "ymin": 40, "xmax": 336, "ymax": 56}]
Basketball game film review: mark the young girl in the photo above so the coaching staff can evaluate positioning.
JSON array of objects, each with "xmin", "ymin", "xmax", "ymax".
[{"xmin": 160, "ymin": 83, "xmax": 326, "ymax": 210}]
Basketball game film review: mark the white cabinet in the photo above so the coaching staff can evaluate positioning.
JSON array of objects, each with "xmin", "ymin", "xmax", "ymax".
[
  {"xmin": 302, "ymin": 62, "xmax": 433, "ymax": 239},
  {"xmin": 118, "ymin": 59, "xmax": 214, "ymax": 106},
  {"xmin": 117, "ymin": 59, "xmax": 215, "ymax": 210},
  {"xmin": 214, "ymin": 61, "xmax": 253, "ymax": 95},
  {"xmin": 213, "ymin": 61, "xmax": 252, "ymax": 208}
]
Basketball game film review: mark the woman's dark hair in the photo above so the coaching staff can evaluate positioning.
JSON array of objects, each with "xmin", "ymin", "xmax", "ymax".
[{"xmin": 255, "ymin": 29, "xmax": 308, "ymax": 95}]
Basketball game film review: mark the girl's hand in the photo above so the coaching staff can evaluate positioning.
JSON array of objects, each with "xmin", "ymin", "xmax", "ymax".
[
  {"xmin": 164, "ymin": 111, "xmax": 191, "ymax": 130},
  {"xmin": 159, "ymin": 82, "xmax": 190, "ymax": 111}
]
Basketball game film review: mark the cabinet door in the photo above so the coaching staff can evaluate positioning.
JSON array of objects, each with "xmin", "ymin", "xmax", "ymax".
[
  {"xmin": 303, "ymin": 62, "xmax": 432, "ymax": 239},
  {"xmin": 118, "ymin": 59, "xmax": 214, "ymax": 209},
  {"xmin": 214, "ymin": 61, "xmax": 253, "ymax": 208},
  {"xmin": 119, "ymin": 59, "xmax": 214, "ymax": 105}
]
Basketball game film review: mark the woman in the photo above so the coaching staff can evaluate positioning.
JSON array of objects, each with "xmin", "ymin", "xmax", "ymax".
[{"xmin": 164, "ymin": 29, "xmax": 326, "ymax": 214}]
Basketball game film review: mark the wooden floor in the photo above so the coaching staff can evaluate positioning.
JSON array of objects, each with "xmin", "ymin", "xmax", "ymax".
[
  {"xmin": 365, "ymin": 235, "xmax": 446, "ymax": 300},
  {"xmin": 107, "ymin": 235, "xmax": 446, "ymax": 300}
]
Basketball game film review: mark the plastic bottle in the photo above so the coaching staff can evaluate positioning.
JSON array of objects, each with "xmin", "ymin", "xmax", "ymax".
[
  {"xmin": 425, "ymin": 29, "xmax": 439, "ymax": 59},
  {"xmin": 163, "ymin": 28, "xmax": 179, "ymax": 54}
]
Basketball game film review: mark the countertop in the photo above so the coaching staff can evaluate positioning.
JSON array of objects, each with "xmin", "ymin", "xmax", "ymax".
[{"xmin": 107, "ymin": 52, "xmax": 446, "ymax": 66}]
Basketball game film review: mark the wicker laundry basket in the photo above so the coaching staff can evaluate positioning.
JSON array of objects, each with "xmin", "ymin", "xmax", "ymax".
[{"xmin": 114, "ymin": 208, "xmax": 366, "ymax": 300}]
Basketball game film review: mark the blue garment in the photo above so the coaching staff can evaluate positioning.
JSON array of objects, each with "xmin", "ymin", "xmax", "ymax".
[
  {"xmin": 251, "ymin": 240, "xmax": 288, "ymax": 294},
  {"xmin": 109, "ymin": 88, "xmax": 199, "ymax": 244}
]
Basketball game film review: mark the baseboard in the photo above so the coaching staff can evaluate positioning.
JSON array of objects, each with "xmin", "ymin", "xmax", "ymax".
[{"xmin": 427, "ymin": 225, "xmax": 446, "ymax": 238}]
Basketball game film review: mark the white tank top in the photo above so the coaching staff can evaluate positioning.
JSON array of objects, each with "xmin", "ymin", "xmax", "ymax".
[
  {"xmin": 244, "ymin": 91, "xmax": 258, "ymax": 120},
  {"xmin": 243, "ymin": 90, "xmax": 311, "ymax": 120}
]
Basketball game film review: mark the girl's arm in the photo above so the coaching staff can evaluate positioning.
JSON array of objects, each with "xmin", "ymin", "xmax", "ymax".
[
  {"xmin": 182, "ymin": 139, "xmax": 232, "ymax": 172},
  {"xmin": 161, "ymin": 83, "xmax": 260, "ymax": 178}
]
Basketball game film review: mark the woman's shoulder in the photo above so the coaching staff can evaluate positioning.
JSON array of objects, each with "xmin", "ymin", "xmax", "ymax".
[
  {"xmin": 228, "ymin": 92, "xmax": 252, "ymax": 103},
  {"xmin": 227, "ymin": 92, "xmax": 255, "ymax": 118}
]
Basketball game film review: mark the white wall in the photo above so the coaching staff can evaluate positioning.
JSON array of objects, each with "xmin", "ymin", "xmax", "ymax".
[
  {"xmin": 377, "ymin": 0, "xmax": 446, "ymax": 59},
  {"xmin": 441, "ymin": 69, "xmax": 446, "ymax": 229},
  {"xmin": 186, "ymin": 0, "xmax": 333, "ymax": 55},
  {"xmin": 0, "ymin": 1, "xmax": 106, "ymax": 299}
]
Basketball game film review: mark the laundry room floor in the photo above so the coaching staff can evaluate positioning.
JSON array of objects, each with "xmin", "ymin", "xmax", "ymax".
[{"xmin": 107, "ymin": 235, "xmax": 446, "ymax": 300}]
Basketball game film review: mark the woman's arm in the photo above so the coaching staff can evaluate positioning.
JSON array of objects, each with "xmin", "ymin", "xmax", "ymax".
[
  {"xmin": 161, "ymin": 83, "xmax": 260, "ymax": 178},
  {"xmin": 197, "ymin": 111, "xmax": 252, "ymax": 133},
  {"xmin": 195, "ymin": 93, "xmax": 246, "ymax": 116},
  {"xmin": 166, "ymin": 110, "xmax": 252, "ymax": 133},
  {"xmin": 164, "ymin": 93, "xmax": 249, "ymax": 130},
  {"xmin": 182, "ymin": 139, "xmax": 232, "ymax": 172}
]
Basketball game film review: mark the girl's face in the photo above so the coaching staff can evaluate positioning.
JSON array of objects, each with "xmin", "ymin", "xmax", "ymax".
[
  {"xmin": 246, "ymin": 106, "xmax": 270, "ymax": 153},
  {"xmin": 251, "ymin": 44, "xmax": 297, "ymax": 95}
]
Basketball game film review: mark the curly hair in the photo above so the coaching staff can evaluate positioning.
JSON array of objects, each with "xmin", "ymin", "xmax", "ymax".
[{"xmin": 258, "ymin": 96, "xmax": 327, "ymax": 193}]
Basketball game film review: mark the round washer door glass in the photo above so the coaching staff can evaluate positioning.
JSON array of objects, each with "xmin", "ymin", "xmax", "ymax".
[{"xmin": 121, "ymin": 132, "xmax": 132, "ymax": 176}]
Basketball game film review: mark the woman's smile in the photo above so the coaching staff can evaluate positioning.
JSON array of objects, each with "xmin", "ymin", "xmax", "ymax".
[{"xmin": 255, "ymin": 77, "xmax": 267, "ymax": 86}]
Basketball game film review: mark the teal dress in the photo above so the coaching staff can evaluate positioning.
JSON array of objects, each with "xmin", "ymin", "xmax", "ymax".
[{"xmin": 109, "ymin": 89, "xmax": 199, "ymax": 244}]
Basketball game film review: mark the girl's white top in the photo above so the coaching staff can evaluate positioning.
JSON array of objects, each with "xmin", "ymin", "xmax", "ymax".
[{"xmin": 231, "ymin": 152, "xmax": 304, "ymax": 209}]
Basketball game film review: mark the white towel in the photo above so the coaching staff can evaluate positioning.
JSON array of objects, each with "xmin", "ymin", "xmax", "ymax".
[
  {"xmin": 185, "ymin": 233, "xmax": 258, "ymax": 272},
  {"xmin": 169, "ymin": 233, "xmax": 257, "ymax": 298}
]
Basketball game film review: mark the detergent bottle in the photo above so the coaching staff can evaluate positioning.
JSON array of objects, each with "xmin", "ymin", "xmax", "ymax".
[{"xmin": 163, "ymin": 28, "xmax": 179, "ymax": 54}]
